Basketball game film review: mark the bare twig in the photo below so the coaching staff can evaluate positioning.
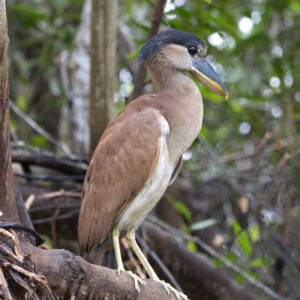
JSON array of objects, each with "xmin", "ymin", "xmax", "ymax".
[
  {"xmin": 0, "ymin": 267, "xmax": 13, "ymax": 300},
  {"xmin": 10, "ymin": 101, "xmax": 74, "ymax": 157},
  {"xmin": 31, "ymin": 211, "xmax": 79, "ymax": 225},
  {"xmin": 197, "ymin": 136, "xmax": 245, "ymax": 197},
  {"xmin": 192, "ymin": 135, "xmax": 297, "ymax": 171},
  {"xmin": 14, "ymin": 173, "xmax": 84, "ymax": 182},
  {"xmin": 12, "ymin": 148, "xmax": 87, "ymax": 174},
  {"xmin": 0, "ymin": 229, "xmax": 23, "ymax": 261},
  {"xmin": 35, "ymin": 190, "xmax": 81, "ymax": 201},
  {"xmin": 25, "ymin": 194, "xmax": 36, "ymax": 210}
]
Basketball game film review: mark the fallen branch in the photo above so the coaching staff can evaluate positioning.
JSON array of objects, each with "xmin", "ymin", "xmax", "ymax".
[
  {"xmin": 12, "ymin": 149, "xmax": 87, "ymax": 175},
  {"xmin": 15, "ymin": 173, "xmax": 84, "ymax": 182},
  {"xmin": 20, "ymin": 239, "xmax": 178, "ymax": 300}
]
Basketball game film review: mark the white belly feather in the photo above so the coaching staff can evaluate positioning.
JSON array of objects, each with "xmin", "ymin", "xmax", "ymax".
[{"xmin": 116, "ymin": 114, "xmax": 173, "ymax": 232}]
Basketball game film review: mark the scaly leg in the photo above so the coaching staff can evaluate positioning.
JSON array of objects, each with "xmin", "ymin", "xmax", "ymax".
[
  {"xmin": 126, "ymin": 229, "xmax": 188, "ymax": 300},
  {"xmin": 112, "ymin": 227, "xmax": 145, "ymax": 292}
]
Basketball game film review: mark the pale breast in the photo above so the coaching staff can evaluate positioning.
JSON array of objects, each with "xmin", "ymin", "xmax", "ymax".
[{"xmin": 116, "ymin": 114, "xmax": 173, "ymax": 232}]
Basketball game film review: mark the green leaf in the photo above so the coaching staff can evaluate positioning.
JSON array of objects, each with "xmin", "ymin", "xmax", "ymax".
[
  {"xmin": 9, "ymin": 3, "xmax": 48, "ymax": 20},
  {"xmin": 236, "ymin": 231, "xmax": 253, "ymax": 256},
  {"xmin": 17, "ymin": 95, "xmax": 27, "ymax": 112},
  {"xmin": 225, "ymin": 251, "xmax": 238, "ymax": 262},
  {"xmin": 249, "ymin": 224, "xmax": 260, "ymax": 243},
  {"xmin": 167, "ymin": 195, "xmax": 192, "ymax": 221},
  {"xmin": 186, "ymin": 241, "xmax": 198, "ymax": 252},
  {"xmin": 127, "ymin": 49, "xmax": 139, "ymax": 60},
  {"xmin": 212, "ymin": 257, "xmax": 223, "ymax": 267},
  {"xmin": 290, "ymin": 2, "xmax": 300, "ymax": 13},
  {"xmin": 30, "ymin": 135, "xmax": 47, "ymax": 147},
  {"xmin": 232, "ymin": 219, "xmax": 242, "ymax": 235},
  {"xmin": 42, "ymin": 235, "xmax": 53, "ymax": 248},
  {"xmin": 170, "ymin": 200, "xmax": 192, "ymax": 221},
  {"xmin": 249, "ymin": 258, "xmax": 265, "ymax": 268},
  {"xmin": 190, "ymin": 218, "xmax": 218, "ymax": 231}
]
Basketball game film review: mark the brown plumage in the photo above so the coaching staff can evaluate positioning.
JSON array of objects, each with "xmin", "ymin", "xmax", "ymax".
[
  {"xmin": 78, "ymin": 29, "xmax": 227, "ymax": 298},
  {"xmin": 79, "ymin": 97, "xmax": 163, "ymax": 252}
]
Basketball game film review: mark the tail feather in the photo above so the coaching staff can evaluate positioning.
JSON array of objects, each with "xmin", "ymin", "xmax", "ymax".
[{"xmin": 80, "ymin": 237, "xmax": 113, "ymax": 262}]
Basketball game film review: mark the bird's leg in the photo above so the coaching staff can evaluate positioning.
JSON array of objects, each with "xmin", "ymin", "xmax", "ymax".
[
  {"xmin": 112, "ymin": 227, "xmax": 125, "ymax": 275},
  {"xmin": 126, "ymin": 229, "xmax": 188, "ymax": 300},
  {"xmin": 112, "ymin": 227, "xmax": 145, "ymax": 292}
]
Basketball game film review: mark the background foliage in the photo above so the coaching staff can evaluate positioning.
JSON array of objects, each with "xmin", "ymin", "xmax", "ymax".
[{"xmin": 7, "ymin": 0, "xmax": 300, "ymax": 298}]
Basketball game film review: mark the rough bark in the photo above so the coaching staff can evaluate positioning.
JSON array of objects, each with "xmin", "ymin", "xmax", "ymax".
[
  {"xmin": 0, "ymin": 0, "xmax": 19, "ymax": 223},
  {"xmin": 89, "ymin": 0, "xmax": 116, "ymax": 156},
  {"xmin": 19, "ymin": 241, "xmax": 178, "ymax": 300}
]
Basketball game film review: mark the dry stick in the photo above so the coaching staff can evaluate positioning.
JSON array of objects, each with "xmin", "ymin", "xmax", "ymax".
[
  {"xmin": 0, "ymin": 243, "xmax": 23, "ymax": 265},
  {"xmin": 29, "ymin": 205, "xmax": 79, "ymax": 214},
  {"xmin": 197, "ymin": 136, "xmax": 245, "ymax": 197},
  {"xmin": 35, "ymin": 190, "xmax": 81, "ymax": 201},
  {"xmin": 9, "ymin": 101, "xmax": 73, "ymax": 157},
  {"xmin": 147, "ymin": 216, "xmax": 287, "ymax": 300},
  {"xmin": 12, "ymin": 149, "xmax": 87, "ymax": 174},
  {"xmin": 50, "ymin": 208, "xmax": 61, "ymax": 249},
  {"xmin": 1, "ymin": 262, "xmax": 51, "ymax": 291},
  {"xmin": 14, "ymin": 172, "xmax": 84, "ymax": 182},
  {"xmin": 25, "ymin": 194, "xmax": 36, "ymax": 210},
  {"xmin": 0, "ymin": 266, "xmax": 13, "ymax": 300},
  {"xmin": 192, "ymin": 134, "xmax": 298, "ymax": 171},
  {"xmin": 0, "ymin": 229, "xmax": 23, "ymax": 261},
  {"xmin": 31, "ymin": 211, "xmax": 79, "ymax": 225},
  {"xmin": 128, "ymin": 0, "xmax": 167, "ymax": 103}
]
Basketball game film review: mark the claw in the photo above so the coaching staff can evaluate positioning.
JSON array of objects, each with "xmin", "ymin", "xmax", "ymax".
[
  {"xmin": 127, "ymin": 270, "xmax": 145, "ymax": 292},
  {"xmin": 158, "ymin": 280, "xmax": 189, "ymax": 300},
  {"xmin": 117, "ymin": 269, "xmax": 145, "ymax": 292}
]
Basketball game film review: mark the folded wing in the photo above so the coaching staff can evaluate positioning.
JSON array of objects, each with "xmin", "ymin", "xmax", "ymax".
[{"xmin": 78, "ymin": 106, "xmax": 166, "ymax": 253}]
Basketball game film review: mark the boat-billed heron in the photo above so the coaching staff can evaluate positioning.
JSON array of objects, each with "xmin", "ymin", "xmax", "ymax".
[{"xmin": 78, "ymin": 29, "xmax": 227, "ymax": 299}]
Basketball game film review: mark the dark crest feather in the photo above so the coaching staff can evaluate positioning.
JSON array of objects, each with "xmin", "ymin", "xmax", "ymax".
[{"xmin": 138, "ymin": 29, "xmax": 205, "ymax": 62}]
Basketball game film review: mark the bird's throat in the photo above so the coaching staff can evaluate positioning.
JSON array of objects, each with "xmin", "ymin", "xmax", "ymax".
[{"xmin": 149, "ymin": 67, "xmax": 204, "ymax": 165}]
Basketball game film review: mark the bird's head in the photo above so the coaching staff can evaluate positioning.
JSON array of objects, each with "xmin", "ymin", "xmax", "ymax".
[{"xmin": 139, "ymin": 29, "xmax": 228, "ymax": 99}]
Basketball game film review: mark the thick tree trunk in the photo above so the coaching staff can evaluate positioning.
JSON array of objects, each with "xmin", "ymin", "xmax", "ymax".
[
  {"xmin": 89, "ymin": 0, "xmax": 116, "ymax": 156},
  {"xmin": 0, "ymin": 0, "xmax": 19, "ymax": 223}
]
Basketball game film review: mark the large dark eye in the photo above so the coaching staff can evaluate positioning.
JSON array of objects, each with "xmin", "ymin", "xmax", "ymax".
[{"xmin": 188, "ymin": 46, "xmax": 197, "ymax": 56}]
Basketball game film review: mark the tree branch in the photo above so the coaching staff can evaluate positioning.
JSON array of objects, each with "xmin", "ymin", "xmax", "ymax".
[
  {"xmin": 19, "ymin": 240, "xmax": 177, "ymax": 300},
  {"xmin": 12, "ymin": 149, "xmax": 87, "ymax": 175}
]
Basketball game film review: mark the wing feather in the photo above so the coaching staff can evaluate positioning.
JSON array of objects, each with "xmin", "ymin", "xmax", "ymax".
[{"xmin": 78, "ymin": 107, "xmax": 165, "ymax": 252}]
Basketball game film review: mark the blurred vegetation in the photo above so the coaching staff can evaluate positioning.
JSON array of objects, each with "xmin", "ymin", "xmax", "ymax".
[{"xmin": 7, "ymin": 0, "xmax": 300, "ymax": 298}]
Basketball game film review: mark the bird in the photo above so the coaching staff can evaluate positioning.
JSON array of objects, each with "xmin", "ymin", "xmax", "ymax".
[{"xmin": 78, "ymin": 29, "xmax": 227, "ymax": 299}]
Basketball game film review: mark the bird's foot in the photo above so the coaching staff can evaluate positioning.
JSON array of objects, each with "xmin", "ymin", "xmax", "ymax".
[
  {"xmin": 117, "ymin": 269, "xmax": 145, "ymax": 292},
  {"xmin": 157, "ymin": 280, "xmax": 189, "ymax": 300}
]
